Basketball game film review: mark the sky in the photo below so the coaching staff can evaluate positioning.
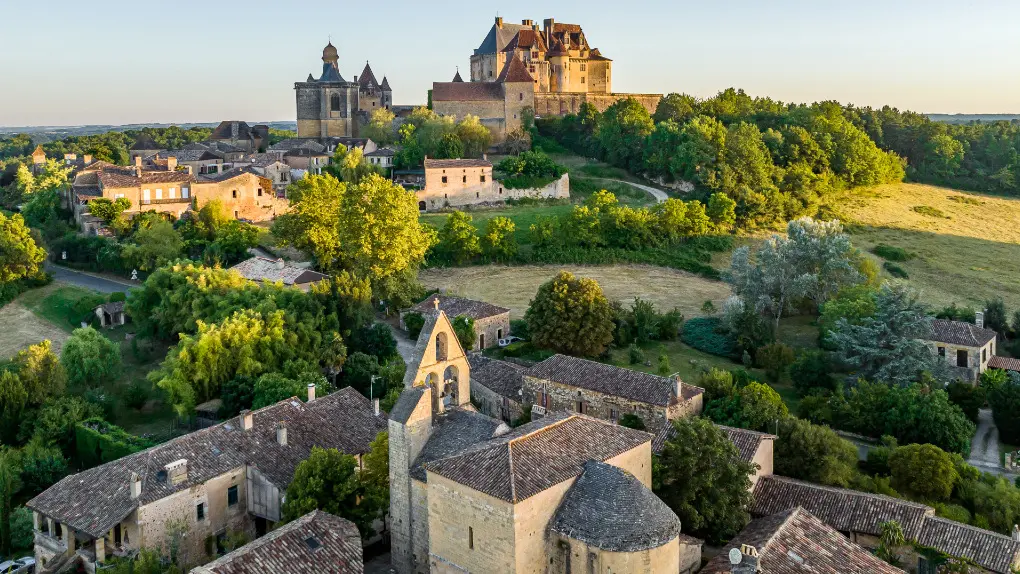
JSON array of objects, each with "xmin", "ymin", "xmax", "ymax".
[{"xmin": 2, "ymin": 0, "xmax": 1019, "ymax": 127}]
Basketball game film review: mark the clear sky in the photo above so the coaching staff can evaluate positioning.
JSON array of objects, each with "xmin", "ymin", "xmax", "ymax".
[{"xmin": 2, "ymin": 0, "xmax": 1019, "ymax": 126}]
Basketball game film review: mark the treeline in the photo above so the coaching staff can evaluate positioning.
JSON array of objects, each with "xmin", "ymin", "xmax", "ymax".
[
  {"xmin": 538, "ymin": 89, "xmax": 905, "ymax": 229},
  {"xmin": 392, "ymin": 108, "xmax": 493, "ymax": 169}
]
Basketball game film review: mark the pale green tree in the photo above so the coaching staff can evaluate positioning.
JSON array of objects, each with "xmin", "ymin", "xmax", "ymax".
[
  {"xmin": 482, "ymin": 216, "xmax": 518, "ymax": 261},
  {"xmin": 0, "ymin": 213, "xmax": 46, "ymax": 283},
  {"xmin": 437, "ymin": 211, "xmax": 481, "ymax": 264},
  {"xmin": 456, "ymin": 115, "xmax": 493, "ymax": 158},
  {"xmin": 61, "ymin": 327, "xmax": 122, "ymax": 389}
]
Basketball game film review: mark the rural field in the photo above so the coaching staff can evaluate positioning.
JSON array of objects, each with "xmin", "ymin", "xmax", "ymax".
[{"xmin": 0, "ymin": 301, "xmax": 70, "ymax": 358}]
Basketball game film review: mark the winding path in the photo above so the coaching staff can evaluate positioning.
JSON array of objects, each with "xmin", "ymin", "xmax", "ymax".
[{"xmin": 589, "ymin": 178, "xmax": 669, "ymax": 203}]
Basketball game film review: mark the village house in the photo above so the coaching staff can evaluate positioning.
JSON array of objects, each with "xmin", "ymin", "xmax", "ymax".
[
  {"xmin": 523, "ymin": 354, "xmax": 704, "ymax": 433},
  {"xmin": 229, "ymin": 257, "xmax": 328, "ymax": 291},
  {"xmin": 364, "ymin": 147, "xmax": 395, "ymax": 170},
  {"xmin": 93, "ymin": 301, "xmax": 126, "ymax": 329},
  {"xmin": 283, "ymin": 148, "xmax": 330, "ymax": 177},
  {"xmin": 240, "ymin": 153, "xmax": 291, "ymax": 194},
  {"xmin": 148, "ymin": 149, "xmax": 223, "ymax": 176},
  {"xmin": 194, "ymin": 167, "xmax": 287, "ymax": 222},
  {"xmin": 26, "ymin": 387, "xmax": 386, "ymax": 573},
  {"xmin": 467, "ymin": 354, "xmax": 526, "ymax": 423},
  {"xmin": 190, "ymin": 510, "xmax": 364, "ymax": 574},
  {"xmin": 207, "ymin": 121, "xmax": 269, "ymax": 154},
  {"xmin": 415, "ymin": 156, "xmax": 568, "ymax": 210},
  {"xmin": 70, "ymin": 156, "xmax": 196, "ymax": 221},
  {"xmin": 923, "ymin": 314, "xmax": 998, "ymax": 382},
  {"xmin": 402, "ymin": 294, "xmax": 511, "ymax": 350}
]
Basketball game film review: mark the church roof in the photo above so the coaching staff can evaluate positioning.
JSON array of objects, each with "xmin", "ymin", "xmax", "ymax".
[
  {"xmin": 452, "ymin": 70, "xmax": 464, "ymax": 82},
  {"xmin": 319, "ymin": 62, "xmax": 347, "ymax": 83},
  {"xmin": 358, "ymin": 62, "xmax": 380, "ymax": 88},
  {"xmin": 496, "ymin": 56, "xmax": 534, "ymax": 83},
  {"xmin": 550, "ymin": 460, "xmax": 681, "ymax": 552},
  {"xmin": 468, "ymin": 355, "xmax": 525, "ymax": 401},
  {"xmin": 409, "ymin": 409, "xmax": 506, "ymax": 482}
]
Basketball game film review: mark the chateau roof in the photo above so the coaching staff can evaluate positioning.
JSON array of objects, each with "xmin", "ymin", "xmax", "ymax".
[
  {"xmin": 702, "ymin": 507, "xmax": 905, "ymax": 574},
  {"xmin": 928, "ymin": 319, "xmax": 997, "ymax": 347},
  {"xmin": 319, "ymin": 62, "xmax": 347, "ymax": 83},
  {"xmin": 358, "ymin": 62, "xmax": 380, "ymax": 88},
  {"xmin": 918, "ymin": 516, "xmax": 1020, "ymax": 574},
  {"xmin": 422, "ymin": 158, "xmax": 493, "ymax": 169},
  {"xmin": 496, "ymin": 56, "xmax": 534, "ymax": 83},
  {"xmin": 229, "ymin": 257, "xmax": 328, "ymax": 287},
  {"xmin": 652, "ymin": 423, "xmax": 775, "ymax": 460},
  {"xmin": 989, "ymin": 355, "xmax": 1020, "ymax": 372},
  {"xmin": 407, "ymin": 294, "xmax": 508, "ymax": 321},
  {"xmin": 475, "ymin": 21, "xmax": 531, "ymax": 55},
  {"xmin": 502, "ymin": 29, "xmax": 548, "ymax": 53},
  {"xmin": 468, "ymin": 355, "xmax": 525, "ymax": 400},
  {"xmin": 425, "ymin": 413, "xmax": 651, "ymax": 503},
  {"xmin": 431, "ymin": 81, "xmax": 504, "ymax": 102},
  {"xmin": 380, "ymin": 76, "xmax": 391, "ymax": 90},
  {"xmin": 528, "ymin": 354, "xmax": 703, "ymax": 407},
  {"xmin": 550, "ymin": 460, "xmax": 681, "ymax": 552},
  {"xmin": 195, "ymin": 510, "xmax": 363, "ymax": 574},
  {"xmin": 27, "ymin": 388, "xmax": 386, "ymax": 539},
  {"xmin": 452, "ymin": 70, "xmax": 464, "ymax": 82}
]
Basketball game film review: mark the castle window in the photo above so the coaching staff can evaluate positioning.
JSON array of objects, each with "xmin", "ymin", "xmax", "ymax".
[
  {"xmin": 532, "ymin": 51, "xmax": 538, "ymax": 59},
  {"xmin": 468, "ymin": 526, "xmax": 474, "ymax": 550},
  {"xmin": 581, "ymin": 76, "xmax": 585, "ymax": 84},
  {"xmin": 480, "ymin": 175, "xmax": 486, "ymax": 183},
  {"xmin": 442, "ymin": 176, "xmax": 448, "ymax": 184},
  {"xmin": 462, "ymin": 175, "xmax": 467, "ymax": 183},
  {"xmin": 232, "ymin": 190, "xmax": 238, "ymax": 198},
  {"xmin": 330, "ymin": 93, "xmax": 341, "ymax": 112},
  {"xmin": 257, "ymin": 188, "xmax": 263, "ymax": 197}
]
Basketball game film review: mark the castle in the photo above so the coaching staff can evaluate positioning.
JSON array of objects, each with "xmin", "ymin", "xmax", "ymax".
[{"xmin": 294, "ymin": 42, "xmax": 393, "ymax": 139}]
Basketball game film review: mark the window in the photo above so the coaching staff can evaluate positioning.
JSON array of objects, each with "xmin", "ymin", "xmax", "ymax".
[
  {"xmin": 442, "ymin": 176, "xmax": 448, "ymax": 184},
  {"xmin": 576, "ymin": 401, "xmax": 587, "ymax": 414},
  {"xmin": 957, "ymin": 349, "xmax": 969, "ymax": 368},
  {"xmin": 479, "ymin": 334, "xmax": 485, "ymax": 348},
  {"xmin": 232, "ymin": 190, "xmax": 238, "ymax": 198},
  {"xmin": 983, "ymin": 348, "xmax": 988, "ymax": 362},
  {"xmin": 115, "ymin": 193, "xmax": 125, "ymax": 199},
  {"xmin": 462, "ymin": 175, "xmax": 467, "ymax": 183},
  {"xmin": 169, "ymin": 187, "xmax": 176, "ymax": 198},
  {"xmin": 581, "ymin": 76, "xmax": 585, "ymax": 84},
  {"xmin": 468, "ymin": 526, "xmax": 474, "ymax": 550},
  {"xmin": 476, "ymin": 192, "xmax": 480, "ymax": 198},
  {"xmin": 610, "ymin": 408, "xmax": 618, "ymax": 421},
  {"xmin": 519, "ymin": 92, "xmax": 524, "ymax": 101},
  {"xmin": 234, "ymin": 210, "xmax": 239, "ymax": 218},
  {"xmin": 330, "ymin": 93, "xmax": 341, "ymax": 112},
  {"xmin": 480, "ymin": 175, "xmax": 486, "ymax": 182},
  {"xmin": 541, "ymin": 391, "xmax": 549, "ymax": 408},
  {"xmin": 938, "ymin": 346, "xmax": 946, "ymax": 357},
  {"xmin": 488, "ymin": 70, "xmax": 493, "ymax": 78},
  {"xmin": 497, "ymin": 328, "xmax": 503, "ymax": 339},
  {"xmin": 196, "ymin": 502, "xmax": 206, "ymax": 521},
  {"xmin": 227, "ymin": 485, "xmax": 238, "ymax": 507},
  {"xmin": 532, "ymin": 51, "xmax": 538, "ymax": 59},
  {"xmin": 182, "ymin": 187, "xmax": 190, "ymax": 198},
  {"xmin": 143, "ymin": 189, "xmax": 151, "ymax": 203},
  {"xmin": 257, "ymin": 188, "xmax": 263, "ymax": 197}
]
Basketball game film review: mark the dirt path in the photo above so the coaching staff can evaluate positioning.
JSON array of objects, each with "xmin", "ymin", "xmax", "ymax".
[
  {"xmin": 0, "ymin": 302, "xmax": 70, "ymax": 358},
  {"xmin": 383, "ymin": 321, "xmax": 418, "ymax": 367},
  {"xmin": 969, "ymin": 408, "xmax": 1002, "ymax": 468},
  {"xmin": 589, "ymin": 178, "xmax": 669, "ymax": 203}
]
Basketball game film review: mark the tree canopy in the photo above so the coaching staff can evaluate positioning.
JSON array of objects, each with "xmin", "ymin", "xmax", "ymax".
[{"xmin": 524, "ymin": 271, "xmax": 615, "ymax": 357}]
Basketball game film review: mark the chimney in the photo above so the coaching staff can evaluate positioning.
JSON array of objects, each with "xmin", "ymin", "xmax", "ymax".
[
  {"xmin": 976, "ymin": 310, "xmax": 985, "ymax": 329},
  {"xmin": 729, "ymin": 544, "xmax": 760, "ymax": 574},
  {"xmin": 522, "ymin": 19, "xmax": 533, "ymax": 26},
  {"xmin": 165, "ymin": 459, "xmax": 188, "ymax": 485},
  {"xmin": 544, "ymin": 18, "xmax": 555, "ymax": 45},
  {"xmin": 373, "ymin": 398, "xmax": 380, "ymax": 416},
  {"xmin": 495, "ymin": 16, "xmax": 503, "ymax": 28},
  {"xmin": 83, "ymin": 154, "xmax": 92, "ymax": 164},
  {"xmin": 276, "ymin": 422, "xmax": 287, "ymax": 446},
  {"xmin": 239, "ymin": 409, "xmax": 253, "ymax": 431},
  {"xmin": 275, "ymin": 258, "xmax": 286, "ymax": 270},
  {"xmin": 134, "ymin": 155, "xmax": 142, "ymax": 168},
  {"xmin": 1012, "ymin": 525, "xmax": 1019, "ymax": 542},
  {"xmin": 129, "ymin": 471, "xmax": 141, "ymax": 499},
  {"xmin": 307, "ymin": 383, "xmax": 316, "ymax": 402},
  {"xmin": 482, "ymin": 153, "xmax": 487, "ymax": 161},
  {"xmin": 166, "ymin": 156, "xmax": 178, "ymax": 172},
  {"xmin": 184, "ymin": 165, "xmax": 193, "ymax": 175}
]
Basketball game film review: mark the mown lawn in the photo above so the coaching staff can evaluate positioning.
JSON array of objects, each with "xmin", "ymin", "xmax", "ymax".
[{"xmin": 18, "ymin": 283, "xmax": 107, "ymax": 332}]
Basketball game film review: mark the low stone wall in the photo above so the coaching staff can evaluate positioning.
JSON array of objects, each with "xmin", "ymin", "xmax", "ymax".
[{"xmin": 496, "ymin": 173, "xmax": 570, "ymax": 202}]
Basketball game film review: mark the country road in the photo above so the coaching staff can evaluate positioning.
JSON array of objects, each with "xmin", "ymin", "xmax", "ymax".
[
  {"xmin": 589, "ymin": 178, "xmax": 669, "ymax": 203},
  {"xmin": 45, "ymin": 263, "xmax": 136, "ymax": 294}
]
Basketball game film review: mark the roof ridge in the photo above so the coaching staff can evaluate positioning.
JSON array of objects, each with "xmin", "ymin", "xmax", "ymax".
[
  {"xmin": 924, "ymin": 514, "xmax": 1020, "ymax": 542},
  {"xmin": 767, "ymin": 475, "xmax": 935, "ymax": 510},
  {"xmin": 761, "ymin": 507, "xmax": 801, "ymax": 553}
]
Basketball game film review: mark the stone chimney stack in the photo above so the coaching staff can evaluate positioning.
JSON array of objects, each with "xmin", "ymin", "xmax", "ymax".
[
  {"xmin": 276, "ymin": 422, "xmax": 287, "ymax": 446},
  {"xmin": 521, "ymin": 19, "xmax": 533, "ymax": 26},
  {"xmin": 976, "ymin": 310, "xmax": 985, "ymax": 329},
  {"xmin": 1012, "ymin": 524, "xmax": 1019, "ymax": 542},
  {"xmin": 275, "ymin": 258, "xmax": 286, "ymax": 270},
  {"xmin": 544, "ymin": 18, "xmax": 555, "ymax": 46},
  {"xmin": 83, "ymin": 154, "xmax": 93, "ymax": 164},
  {"xmin": 166, "ymin": 156, "xmax": 178, "ymax": 172},
  {"xmin": 165, "ymin": 459, "xmax": 188, "ymax": 485},
  {"xmin": 729, "ymin": 544, "xmax": 760, "ymax": 574},
  {"xmin": 134, "ymin": 155, "xmax": 143, "ymax": 176},
  {"xmin": 373, "ymin": 398, "xmax": 380, "ymax": 416},
  {"xmin": 129, "ymin": 471, "xmax": 141, "ymax": 499},
  {"xmin": 240, "ymin": 409, "xmax": 253, "ymax": 431},
  {"xmin": 307, "ymin": 383, "xmax": 316, "ymax": 402}
]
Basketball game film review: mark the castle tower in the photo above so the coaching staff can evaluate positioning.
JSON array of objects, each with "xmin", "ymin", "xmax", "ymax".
[{"xmin": 294, "ymin": 42, "xmax": 360, "ymax": 138}]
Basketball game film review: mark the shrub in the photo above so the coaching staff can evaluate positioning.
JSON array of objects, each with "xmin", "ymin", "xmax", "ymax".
[
  {"xmin": 107, "ymin": 291, "xmax": 127, "ymax": 303},
  {"xmin": 403, "ymin": 311, "xmax": 425, "ymax": 339},
  {"xmin": 122, "ymin": 381, "xmax": 149, "ymax": 410},
  {"xmin": 935, "ymin": 503, "xmax": 972, "ymax": 523},
  {"xmin": 888, "ymin": 443, "xmax": 959, "ymax": 501},
  {"xmin": 872, "ymin": 244, "xmax": 914, "ymax": 262},
  {"xmin": 681, "ymin": 317, "xmax": 737, "ymax": 358},
  {"xmin": 790, "ymin": 350, "xmax": 834, "ymax": 395},
  {"xmin": 75, "ymin": 417, "xmax": 154, "ymax": 469},
  {"xmin": 947, "ymin": 195, "xmax": 981, "ymax": 206},
  {"xmin": 509, "ymin": 319, "xmax": 529, "ymax": 340},
  {"xmin": 912, "ymin": 205, "xmax": 949, "ymax": 219},
  {"xmin": 698, "ymin": 368, "xmax": 737, "ymax": 402},
  {"xmin": 936, "ymin": 303, "xmax": 976, "ymax": 323},
  {"xmin": 946, "ymin": 381, "xmax": 985, "ymax": 423},
  {"xmin": 618, "ymin": 413, "xmax": 646, "ymax": 430},
  {"xmin": 628, "ymin": 344, "xmax": 645, "ymax": 365},
  {"xmin": 756, "ymin": 342, "xmax": 795, "ymax": 383},
  {"xmin": 883, "ymin": 261, "xmax": 909, "ymax": 278},
  {"xmin": 657, "ymin": 349, "xmax": 671, "ymax": 376}
]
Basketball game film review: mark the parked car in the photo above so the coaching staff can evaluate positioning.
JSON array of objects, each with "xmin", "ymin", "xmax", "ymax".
[
  {"xmin": 0, "ymin": 561, "xmax": 15, "ymax": 574},
  {"xmin": 0, "ymin": 557, "xmax": 36, "ymax": 574},
  {"xmin": 498, "ymin": 336, "xmax": 523, "ymax": 347}
]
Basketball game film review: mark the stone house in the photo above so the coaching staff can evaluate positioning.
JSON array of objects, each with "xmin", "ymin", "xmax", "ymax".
[
  {"xmin": 432, "ymin": 56, "xmax": 535, "ymax": 142},
  {"xmin": 94, "ymin": 301, "xmax": 126, "ymax": 329},
  {"xmin": 190, "ymin": 510, "xmax": 363, "ymax": 574},
  {"xmin": 128, "ymin": 134, "xmax": 162, "ymax": 162},
  {"xmin": 208, "ymin": 121, "xmax": 269, "ymax": 154},
  {"xmin": 70, "ymin": 157, "xmax": 196, "ymax": 221},
  {"xmin": 751, "ymin": 475, "xmax": 1020, "ymax": 573},
  {"xmin": 283, "ymin": 148, "xmax": 331, "ymax": 176},
  {"xmin": 26, "ymin": 387, "xmax": 386, "ymax": 573},
  {"xmin": 923, "ymin": 316, "xmax": 997, "ymax": 383},
  {"xmin": 523, "ymin": 354, "xmax": 704, "ymax": 433},
  {"xmin": 654, "ymin": 424, "xmax": 775, "ymax": 488},
  {"xmin": 193, "ymin": 168, "xmax": 288, "ymax": 222},
  {"xmin": 229, "ymin": 257, "xmax": 328, "ymax": 292},
  {"xmin": 365, "ymin": 147, "xmax": 395, "ymax": 170},
  {"xmin": 403, "ymin": 294, "xmax": 511, "ymax": 350},
  {"xmin": 467, "ymin": 354, "xmax": 526, "ymax": 423},
  {"xmin": 417, "ymin": 158, "xmax": 495, "ymax": 211},
  {"xmin": 243, "ymin": 154, "xmax": 292, "ymax": 194},
  {"xmin": 702, "ymin": 507, "xmax": 905, "ymax": 573},
  {"xmin": 151, "ymin": 150, "xmax": 223, "ymax": 177}
]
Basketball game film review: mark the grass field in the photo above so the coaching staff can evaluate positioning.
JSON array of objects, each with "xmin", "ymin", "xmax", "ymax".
[
  {"xmin": 822, "ymin": 182, "xmax": 1020, "ymax": 310},
  {"xmin": 419, "ymin": 264, "xmax": 732, "ymax": 319},
  {"xmin": 0, "ymin": 302, "xmax": 70, "ymax": 358}
]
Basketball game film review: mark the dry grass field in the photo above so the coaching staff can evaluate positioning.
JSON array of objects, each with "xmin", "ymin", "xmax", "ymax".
[
  {"xmin": 823, "ymin": 183, "xmax": 1020, "ymax": 310},
  {"xmin": 0, "ymin": 302, "xmax": 70, "ymax": 358},
  {"xmin": 418, "ymin": 264, "xmax": 732, "ymax": 319}
]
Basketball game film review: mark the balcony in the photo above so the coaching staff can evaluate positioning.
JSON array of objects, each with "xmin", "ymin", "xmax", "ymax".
[
  {"xmin": 34, "ymin": 530, "xmax": 67, "ymax": 554},
  {"xmin": 141, "ymin": 197, "xmax": 190, "ymax": 206}
]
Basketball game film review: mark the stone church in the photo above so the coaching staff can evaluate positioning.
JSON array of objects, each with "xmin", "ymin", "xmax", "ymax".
[
  {"xmin": 294, "ymin": 42, "xmax": 393, "ymax": 139},
  {"xmin": 388, "ymin": 303, "xmax": 701, "ymax": 574}
]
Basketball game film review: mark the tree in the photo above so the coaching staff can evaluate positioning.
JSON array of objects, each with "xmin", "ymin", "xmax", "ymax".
[
  {"xmin": 596, "ymin": 98, "xmax": 655, "ymax": 172},
  {"xmin": 19, "ymin": 438, "xmax": 68, "ymax": 497},
  {"xmin": 0, "ymin": 448, "xmax": 21, "ymax": 555},
  {"xmin": 875, "ymin": 520, "xmax": 906, "ymax": 567},
  {"xmin": 707, "ymin": 193, "xmax": 737, "ymax": 231},
  {"xmin": 361, "ymin": 432, "xmax": 389, "ymax": 509},
  {"xmin": 25, "ymin": 397, "xmax": 102, "ymax": 455},
  {"xmin": 282, "ymin": 447, "xmax": 381, "ymax": 537},
  {"xmin": 524, "ymin": 271, "xmax": 615, "ymax": 357},
  {"xmin": 123, "ymin": 220, "xmax": 184, "ymax": 271},
  {"xmin": 324, "ymin": 146, "xmax": 378, "ymax": 184},
  {"xmin": 653, "ymin": 93, "xmax": 700, "ymax": 124},
  {"xmin": 818, "ymin": 284, "xmax": 877, "ymax": 348},
  {"xmin": 321, "ymin": 332, "xmax": 347, "ymax": 387},
  {"xmin": 482, "ymin": 216, "xmax": 518, "ymax": 261},
  {"xmin": 456, "ymin": 115, "xmax": 493, "ymax": 158},
  {"xmin": 0, "ymin": 213, "xmax": 46, "ymax": 283},
  {"xmin": 888, "ymin": 443, "xmax": 959, "ymax": 501},
  {"xmin": 756, "ymin": 342, "xmax": 795, "ymax": 382},
  {"xmin": 451, "ymin": 315, "xmax": 475, "ymax": 351},
  {"xmin": 985, "ymin": 371, "xmax": 1020, "ymax": 444},
  {"xmin": 252, "ymin": 373, "xmax": 307, "ymax": 409},
  {"xmin": 12, "ymin": 339, "xmax": 66, "ymax": 403},
  {"xmin": 829, "ymin": 283, "xmax": 940, "ymax": 386},
  {"xmin": 88, "ymin": 197, "xmax": 132, "ymax": 224},
  {"xmin": 342, "ymin": 352, "xmax": 380, "ymax": 398},
  {"xmin": 403, "ymin": 312, "xmax": 426, "ymax": 339},
  {"xmin": 983, "ymin": 297, "xmax": 1008, "ymax": 336},
  {"xmin": 653, "ymin": 417, "xmax": 755, "ymax": 544},
  {"xmin": 784, "ymin": 218, "xmax": 863, "ymax": 309},
  {"xmin": 790, "ymin": 349, "xmax": 834, "ymax": 394},
  {"xmin": 728, "ymin": 237, "xmax": 809, "ymax": 335},
  {"xmin": 436, "ymin": 211, "xmax": 481, "ymax": 264},
  {"xmin": 361, "ymin": 108, "xmax": 396, "ymax": 146},
  {"xmin": 61, "ymin": 326, "xmax": 122, "ymax": 389},
  {"xmin": 618, "ymin": 413, "xmax": 646, "ymax": 430},
  {"xmin": 775, "ymin": 417, "xmax": 858, "ymax": 487}
]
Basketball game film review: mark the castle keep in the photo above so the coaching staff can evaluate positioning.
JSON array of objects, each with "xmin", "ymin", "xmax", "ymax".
[{"xmin": 295, "ymin": 43, "xmax": 393, "ymax": 139}]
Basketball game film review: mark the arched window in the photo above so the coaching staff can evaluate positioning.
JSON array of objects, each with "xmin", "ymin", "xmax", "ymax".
[{"xmin": 330, "ymin": 93, "xmax": 341, "ymax": 112}]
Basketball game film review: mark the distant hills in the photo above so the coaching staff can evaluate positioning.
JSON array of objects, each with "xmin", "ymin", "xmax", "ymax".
[
  {"xmin": 928, "ymin": 114, "xmax": 1020, "ymax": 124},
  {"xmin": 0, "ymin": 121, "xmax": 298, "ymax": 139}
]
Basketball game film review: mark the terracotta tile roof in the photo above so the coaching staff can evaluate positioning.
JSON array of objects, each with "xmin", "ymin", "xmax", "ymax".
[
  {"xmin": 97, "ymin": 167, "xmax": 195, "ymax": 189},
  {"xmin": 702, "ymin": 507, "xmax": 905, "ymax": 574},
  {"xmin": 550, "ymin": 460, "xmax": 681, "ymax": 552},
  {"xmin": 502, "ymin": 29, "xmax": 548, "ymax": 53},
  {"xmin": 989, "ymin": 355, "xmax": 1020, "ymax": 372},
  {"xmin": 422, "ymin": 158, "xmax": 493, "ymax": 170},
  {"xmin": 431, "ymin": 81, "xmax": 504, "ymax": 102},
  {"xmin": 652, "ymin": 423, "xmax": 776, "ymax": 458},
  {"xmin": 425, "ymin": 414, "xmax": 651, "ymax": 503},
  {"xmin": 230, "ymin": 257, "xmax": 328, "ymax": 287},
  {"xmin": 27, "ymin": 388, "xmax": 385, "ymax": 539},
  {"xmin": 407, "ymin": 294, "xmax": 507, "ymax": 320},
  {"xmin": 751, "ymin": 475, "xmax": 934, "ymax": 540},
  {"xmin": 496, "ymin": 56, "xmax": 535, "ymax": 83},
  {"xmin": 468, "ymin": 355, "xmax": 525, "ymax": 400},
  {"xmin": 928, "ymin": 319, "xmax": 997, "ymax": 347},
  {"xmin": 195, "ymin": 510, "xmax": 363, "ymax": 574},
  {"xmin": 918, "ymin": 516, "xmax": 1020, "ymax": 573},
  {"xmin": 527, "ymin": 354, "xmax": 703, "ymax": 407}
]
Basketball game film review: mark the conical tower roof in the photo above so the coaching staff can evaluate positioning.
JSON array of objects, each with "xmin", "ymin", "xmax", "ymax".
[
  {"xmin": 359, "ymin": 61, "xmax": 380, "ymax": 88},
  {"xmin": 452, "ymin": 69, "xmax": 464, "ymax": 82}
]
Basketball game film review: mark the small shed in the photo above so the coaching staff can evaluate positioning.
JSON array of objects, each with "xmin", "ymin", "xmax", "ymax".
[{"xmin": 94, "ymin": 301, "xmax": 127, "ymax": 328}]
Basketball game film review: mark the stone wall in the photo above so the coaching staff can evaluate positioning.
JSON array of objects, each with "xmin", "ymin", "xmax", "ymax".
[
  {"xmin": 472, "ymin": 313, "xmax": 511, "ymax": 350},
  {"xmin": 194, "ymin": 173, "xmax": 288, "ymax": 223},
  {"xmin": 925, "ymin": 339, "xmax": 996, "ymax": 383},
  {"xmin": 426, "ymin": 473, "xmax": 517, "ymax": 573},
  {"xmin": 547, "ymin": 534, "xmax": 682, "ymax": 574},
  {"xmin": 534, "ymin": 91, "xmax": 662, "ymax": 117},
  {"xmin": 470, "ymin": 381, "xmax": 522, "ymax": 424},
  {"xmin": 418, "ymin": 164, "xmax": 495, "ymax": 211},
  {"xmin": 388, "ymin": 388, "xmax": 434, "ymax": 574},
  {"xmin": 433, "ymin": 100, "xmax": 506, "ymax": 125},
  {"xmin": 524, "ymin": 375, "xmax": 673, "ymax": 433},
  {"xmin": 497, "ymin": 173, "xmax": 570, "ymax": 202}
]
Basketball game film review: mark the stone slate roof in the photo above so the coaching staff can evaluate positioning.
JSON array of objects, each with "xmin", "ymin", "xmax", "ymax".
[
  {"xmin": 319, "ymin": 62, "xmax": 347, "ymax": 83},
  {"xmin": 528, "ymin": 354, "xmax": 703, "ymax": 407},
  {"xmin": 408, "ymin": 294, "xmax": 507, "ymax": 321},
  {"xmin": 245, "ymin": 153, "xmax": 287, "ymax": 167},
  {"xmin": 27, "ymin": 388, "xmax": 385, "ymax": 539},
  {"xmin": 496, "ymin": 56, "xmax": 535, "ymax": 83},
  {"xmin": 389, "ymin": 387, "xmax": 426, "ymax": 424},
  {"xmin": 550, "ymin": 460, "xmax": 680, "ymax": 552},
  {"xmin": 97, "ymin": 167, "xmax": 195, "ymax": 188},
  {"xmin": 431, "ymin": 81, "xmax": 504, "ymax": 102},
  {"xmin": 95, "ymin": 301, "xmax": 125, "ymax": 314},
  {"xmin": 452, "ymin": 70, "xmax": 464, "ymax": 82},
  {"xmin": 195, "ymin": 166, "xmax": 267, "ymax": 184},
  {"xmin": 468, "ymin": 355, "xmax": 525, "ymax": 400},
  {"xmin": 475, "ymin": 21, "xmax": 531, "ymax": 55},
  {"xmin": 162, "ymin": 149, "xmax": 220, "ymax": 162},
  {"xmin": 364, "ymin": 148, "xmax": 395, "ymax": 158},
  {"xmin": 652, "ymin": 423, "xmax": 775, "ymax": 459},
  {"xmin": 409, "ymin": 409, "xmax": 506, "ymax": 482},
  {"xmin": 230, "ymin": 257, "xmax": 328, "ymax": 287},
  {"xmin": 269, "ymin": 138, "xmax": 327, "ymax": 153},
  {"xmin": 358, "ymin": 62, "xmax": 380, "ymax": 89},
  {"xmin": 918, "ymin": 516, "xmax": 1020, "ymax": 574},
  {"xmin": 129, "ymin": 134, "xmax": 159, "ymax": 150},
  {"xmin": 929, "ymin": 319, "xmax": 997, "ymax": 347},
  {"xmin": 422, "ymin": 158, "xmax": 493, "ymax": 170},
  {"xmin": 380, "ymin": 77, "xmax": 390, "ymax": 91},
  {"xmin": 425, "ymin": 414, "xmax": 651, "ymax": 503},
  {"xmin": 702, "ymin": 507, "xmax": 905, "ymax": 574},
  {"xmin": 195, "ymin": 510, "xmax": 363, "ymax": 574},
  {"xmin": 210, "ymin": 121, "xmax": 257, "ymax": 143},
  {"xmin": 989, "ymin": 355, "xmax": 1020, "ymax": 372},
  {"xmin": 751, "ymin": 475, "xmax": 934, "ymax": 540}
]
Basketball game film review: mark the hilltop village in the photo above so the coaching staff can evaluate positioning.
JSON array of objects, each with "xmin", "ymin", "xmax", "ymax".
[{"xmin": 4, "ymin": 12, "xmax": 1020, "ymax": 574}]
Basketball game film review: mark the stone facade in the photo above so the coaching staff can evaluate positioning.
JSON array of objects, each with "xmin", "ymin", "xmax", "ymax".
[
  {"xmin": 470, "ymin": 380, "xmax": 523, "ymax": 424},
  {"xmin": 925, "ymin": 337, "xmax": 996, "ymax": 383},
  {"xmin": 432, "ymin": 57, "xmax": 535, "ymax": 142},
  {"xmin": 534, "ymin": 91, "xmax": 662, "ymax": 116},
  {"xmin": 416, "ymin": 159, "xmax": 569, "ymax": 212},
  {"xmin": 193, "ymin": 171, "xmax": 288, "ymax": 223},
  {"xmin": 295, "ymin": 44, "xmax": 393, "ymax": 139}
]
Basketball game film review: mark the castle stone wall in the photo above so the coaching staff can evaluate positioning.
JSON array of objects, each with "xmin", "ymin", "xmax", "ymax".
[{"xmin": 534, "ymin": 92, "xmax": 662, "ymax": 117}]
